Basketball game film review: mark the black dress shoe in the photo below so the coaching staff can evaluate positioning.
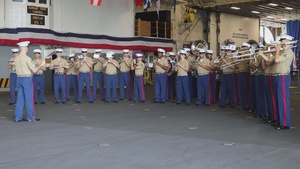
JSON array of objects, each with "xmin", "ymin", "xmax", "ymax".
[
  {"xmin": 174, "ymin": 102, "xmax": 181, "ymax": 105},
  {"xmin": 113, "ymin": 101, "xmax": 118, "ymax": 103},
  {"xmin": 120, "ymin": 99, "xmax": 124, "ymax": 101},
  {"xmin": 161, "ymin": 101, "xmax": 165, "ymax": 104},
  {"xmin": 66, "ymin": 99, "xmax": 70, "ymax": 101},
  {"xmin": 153, "ymin": 101, "xmax": 159, "ymax": 103},
  {"xmin": 140, "ymin": 100, "xmax": 145, "ymax": 103},
  {"xmin": 41, "ymin": 102, "xmax": 46, "ymax": 104},
  {"xmin": 9, "ymin": 103, "xmax": 15, "ymax": 105},
  {"xmin": 220, "ymin": 105, "xmax": 226, "ymax": 108},
  {"xmin": 248, "ymin": 109, "xmax": 254, "ymax": 113},
  {"xmin": 62, "ymin": 101, "xmax": 66, "ymax": 104},
  {"xmin": 55, "ymin": 101, "xmax": 59, "ymax": 104},
  {"xmin": 186, "ymin": 103, "xmax": 191, "ymax": 106},
  {"xmin": 277, "ymin": 126, "xmax": 290, "ymax": 130},
  {"xmin": 105, "ymin": 100, "xmax": 109, "ymax": 103},
  {"xmin": 34, "ymin": 102, "xmax": 37, "ymax": 105},
  {"xmin": 77, "ymin": 101, "xmax": 81, "ymax": 103},
  {"xmin": 195, "ymin": 103, "xmax": 200, "ymax": 106},
  {"xmin": 268, "ymin": 120, "xmax": 277, "ymax": 123},
  {"xmin": 89, "ymin": 101, "xmax": 94, "ymax": 103}
]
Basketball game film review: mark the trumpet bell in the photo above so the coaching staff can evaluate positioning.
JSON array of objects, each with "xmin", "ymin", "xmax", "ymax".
[{"xmin": 190, "ymin": 39, "xmax": 208, "ymax": 55}]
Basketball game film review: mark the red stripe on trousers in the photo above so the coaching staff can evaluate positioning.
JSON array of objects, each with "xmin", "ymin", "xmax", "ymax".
[
  {"xmin": 281, "ymin": 76, "xmax": 287, "ymax": 126},
  {"xmin": 269, "ymin": 76, "xmax": 277, "ymax": 120}
]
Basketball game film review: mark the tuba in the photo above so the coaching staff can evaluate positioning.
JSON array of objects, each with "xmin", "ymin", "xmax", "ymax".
[{"xmin": 190, "ymin": 39, "xmax": 208, "ymax": 55}]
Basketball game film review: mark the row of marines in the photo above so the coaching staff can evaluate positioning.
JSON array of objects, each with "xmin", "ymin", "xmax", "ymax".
[{"xmin": 9, "ymin": 34, "xmax": 294, "ymax": 130}]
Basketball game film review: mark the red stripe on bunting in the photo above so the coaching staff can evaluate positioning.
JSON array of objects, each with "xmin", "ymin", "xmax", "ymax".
[
  {"xmin": 6, "ymin": 38, "xmax": 172, "ymax": 52},
  {"xmin": 90, "ymin": 0, "xmax": 102, "ymax": 6}
]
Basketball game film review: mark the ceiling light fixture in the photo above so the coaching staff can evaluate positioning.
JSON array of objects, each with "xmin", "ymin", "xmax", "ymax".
[
  {"xmin": 251, "ymin": 11, "xmax": 260, "ymax": 14},
  {"xmin": 230, "ymin": 7, "xmax": 240, "ymax": 10},
  {"xmin": 281, "ymin": 18, "xmax": 289, "ymax": 21},
  {"xmin": 266, "ymin": 16, "xmax": 274, "ymax": 19},
  {"xmin": 285, "ymin": 7, "xmax": 293, "ymax": 10},
  {"xmin": 268, "ymin": 3, "xmax": 278, "ymax": 7}
]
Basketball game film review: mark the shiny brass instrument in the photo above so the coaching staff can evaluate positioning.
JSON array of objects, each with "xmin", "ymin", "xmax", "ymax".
[
  {"xmin": 68, "ymin": 61, "xmax": 75, "ymax": 68},
  {"xmin": 8, "ymin": 61, "xmax": 16, "ymax": 72},
  {"xmin": 190, "ymin": 39, "xmax": 208, "ymax": 55}
]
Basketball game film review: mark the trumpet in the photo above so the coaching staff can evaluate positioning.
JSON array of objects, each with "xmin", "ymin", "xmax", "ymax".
[
  {"xmin": 269, "ymin": 40, "xmax": 299, "ymax": 46},
  {"xmin": 8, "ymin": 61, "xmax": 15, "ymax": 65},
  {"xmin": 68, "ymin": 61, "xmax": 75, "ymax": 68},
  {"xmin": 220, "ymin": 56, "xmax": 255, "ymax": 70}
]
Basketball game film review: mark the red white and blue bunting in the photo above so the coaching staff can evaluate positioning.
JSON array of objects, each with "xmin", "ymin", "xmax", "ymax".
[{"xmin": 0, "ymin": 28, "xmax": 173, "ymax": 52}]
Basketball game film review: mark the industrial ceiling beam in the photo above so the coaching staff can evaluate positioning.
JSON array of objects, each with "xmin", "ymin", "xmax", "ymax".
[{"xmin": 199, "ymin": 0, "xmax": 263, "ymax": 8}]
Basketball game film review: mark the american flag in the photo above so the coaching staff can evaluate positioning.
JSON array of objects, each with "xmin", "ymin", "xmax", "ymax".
[{"xmin": 90, "ymin": 0, "xmax": 102, "ymax": 6}]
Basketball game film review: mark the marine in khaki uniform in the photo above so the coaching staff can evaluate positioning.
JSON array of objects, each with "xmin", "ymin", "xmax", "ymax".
[
  {"xmin": 185, "ymin": 48, "xmax": 196, "ymax": 100},
  {"xmin": 92, "ymin": 49, "xmax": 106, "ymax": 101},
  {"xmin": 167, "ymin": 52, "xmax": 177, "ymax": 99},
  {"xmin": 76, "ymin": 48, "xmax": 94, "ymax": 103},
  {"xmin": 207, "ymin": 50, "xmax": 216, "ymax": 104},
  {"xmin": 32, "ymin": 49, "xmax": 47, "ymax": 104},
  {"xmin": 261, "ymin": 51, "xmax": 278, "ymax": 124},
  {"xmin": 270, "ymin": 35, "xmax": 294, "ymax": 129},
  {"xmin": 131, "ymin": 53, "xmax": 145, "ymax": 102},
  {"xmin": 195, "ymin": 49, "xmax": 211, "ymax": 106},
  {"xmin": 119, "ymin": 49, "xmax": 132, "ymax": 100},
  {"xmin": 7, "ymin": 48, "xmax": 19, "ymax": 105},
  {"xmin": 214, "ymin": 46, "xmax": 226, "ymax": 102},
  {"xmin": 103, "ymin": 51, "xmax": 120, "ymax": 103},
  {"xmin": 154, "ymin": 48, "xmax": 169, "ymax": 103},
  {"xmin": 220, "ymin": 45, "xmax": 235, "ymax": 108},
  {"xmin": 250, "ymin": 49, "xmax": 267, "ymax": 118},
  {"xmin": 50, "ymin": 48, "xmax": 69, "ymax": 104},
  {"xmin": 174, "ymin": 50, "xmax": 190, "ymax": 105},
  {"xmin": 14, "ymin": 41, "xmax": 45, "ymax": 122},
  {"xmin": 237, "ymin": 42, "xmax": 251, "ymax": 110},
  {"xmin": 65, "ymin": 53, "xmax": 78, "ymax": 102}
]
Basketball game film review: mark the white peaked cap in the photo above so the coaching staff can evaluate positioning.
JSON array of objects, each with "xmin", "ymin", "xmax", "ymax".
[
  {"xmin": 220, "ymin": 45, "xmax": 226, "ymax": 50},
  {"xmin": 157, "ymin": 48, "xmax": 165, "ymax": 53},
  {"xmin": 207, "ymin": 50, "xmax": 214, "ymax": 54},
  {"xmin": 179, "ymin": 50, "xmax": 187, "ymax": 55},
  {"xmin": 69, "ymin": 53, "xmax": 75, "ymax": 57},
  {"xmin": 258, "ymin": 43, "xmax": 264, "ymax": 48},
  {"xmin": 81, "ymin": 48, "xmax": 88, "ymax": 52},
  {"xmin": 168, "ymin": 52, "xmax": 175, "ymax": 56},
  {"xmin": 33, "ymin": 49, "xmax": 42, "ymax": 53},
  {"xmin": 198, "ymin": 49, "xmax": 206, "ymax": 53},
  {"xmin": 11, "ymin": 48, "xmax": 19, "ymax": 52},
  {"xmin": 122, "ymin": 49, "xmax": 130, "ymax": 53},
  {"xmin": 225, "ymin": 46, "xmax": 230, "ymax": 50},
  {"xmin": 17, "ymin": 41, "xmax": 30, "ymax": 47},
  {"xmin": 242, "ymin": 42, "xmax": 251, "ymax": 48},
  {"xmin": 56, "ymin": 48, "xmax": 63, "ymax": 52},
  {"xmin": 95, "ymin": 49, "xmax": 102, "ymax": 53},
  {"xmin": 184, "ymin": 48, "xmax": 191, "ymax": 52},
  {"xmin": 279, "ymin": 34, "xmax": 294, "ymax": 41},
  {"xmin": 106, "ymin": 51, "xmax": 115, "ymax": 58},
  {"xmin": 229, "ymin": 44, "xmax": 237, "ymax": 51},
  {"xmin": 136, "ymin": 53, "xmax": 143, "ymax": 57}
]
